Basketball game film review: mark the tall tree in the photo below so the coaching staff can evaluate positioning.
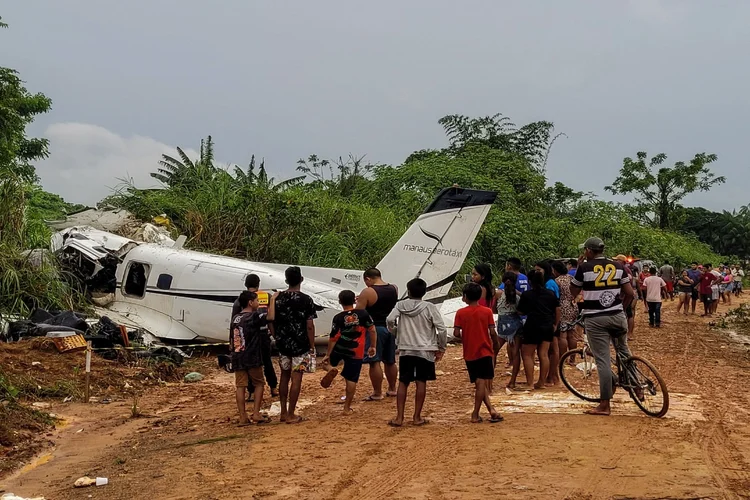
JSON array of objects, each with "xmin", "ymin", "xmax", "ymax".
[
  {"xmin": 0, "ymin": 16, "xmax": 53, "ymax": 244},
  {"xmin": 606, "ymin": 151, "xmax": 724, "ymax": 229},
  {"xmin": 437, "ymin": 113, "xmax": 564, "ymax": 172},
  {"xmin": 0, "ymin": 69, "xmax": 52, "ymax": 181}
]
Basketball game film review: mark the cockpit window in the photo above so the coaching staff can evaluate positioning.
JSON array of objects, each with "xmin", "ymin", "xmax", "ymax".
[{"xmin": 124, "ymin": 262, "xmax": 150, "ymax": 298}]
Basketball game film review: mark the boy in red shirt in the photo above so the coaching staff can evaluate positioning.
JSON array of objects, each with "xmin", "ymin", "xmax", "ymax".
[{"xmin": 454, "ymin": 283, "xmax": 504, "ymax": 423}]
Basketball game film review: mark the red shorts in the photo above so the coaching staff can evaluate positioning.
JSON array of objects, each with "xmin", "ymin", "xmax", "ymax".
[{"xmin": 665, "ymin": 282, "xmax": 674, "ymax": 293}]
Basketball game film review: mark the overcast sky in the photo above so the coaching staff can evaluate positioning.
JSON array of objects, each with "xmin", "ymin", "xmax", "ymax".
[{"xmin": 2, "ymin": 0, "xmax": 748, "ymax": 210}]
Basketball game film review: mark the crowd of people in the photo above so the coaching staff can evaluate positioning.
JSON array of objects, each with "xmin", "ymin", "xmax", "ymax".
[
  {"xmin": 227, "ymin": 241, "xmax": 746, "ymax": 425},
  {"xmin": 623, "ymin": 260, "xmax": 744, "ymax": 323}
]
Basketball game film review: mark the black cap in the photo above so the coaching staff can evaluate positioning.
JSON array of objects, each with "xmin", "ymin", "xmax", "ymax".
[{"xmin": 579, "ymin": 237, "xmax": 605, "ymax": 251}]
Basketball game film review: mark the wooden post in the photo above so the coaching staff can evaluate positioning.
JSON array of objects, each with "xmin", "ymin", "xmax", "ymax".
[{"xmin": 84, "ymin": 341, "xmax": 92, "ymax": 403}]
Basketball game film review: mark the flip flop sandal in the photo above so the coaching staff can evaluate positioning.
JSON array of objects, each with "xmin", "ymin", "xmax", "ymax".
[
  {"xmin": 471, "ymin": 417, "xmax": 484, "ymax": 424},
  {"xmin": 363, "ymin": 394, "xmax": 384, "ymax": 402},
  {"xmin": 386, "ymin": 391, "xmax": 398, "ymax": 397},
  {"xmin": 413, "ymin": 419, "xmax": 429, "ymax": 426},
  {"xmin": 252, "ymin": 416, "xmax": 272, "ymax": 425},
  {"xmin": 320, "ymin": 368, "xmax": 339, "ymax": 388},
  {"xmin": 237, "ymin": 421, "xmax": 252, "ymax": 427},
  {"xmin": 387, "ymin": 420, "xmax": 403, "ymax": 427},
  {"xmin": 489, "ymin": 414, "xmax": 504, "ymax": 423}
]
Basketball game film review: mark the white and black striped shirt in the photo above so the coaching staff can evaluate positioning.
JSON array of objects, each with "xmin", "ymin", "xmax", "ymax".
[{"xmin": 571, "ymin": 257, "xmax": 630, "ymax": 316}]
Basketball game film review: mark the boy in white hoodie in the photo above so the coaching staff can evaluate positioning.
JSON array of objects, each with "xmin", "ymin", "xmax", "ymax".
[{"xmin": 386, "ymin": 278, "xmax": 447, "ymax": 427}]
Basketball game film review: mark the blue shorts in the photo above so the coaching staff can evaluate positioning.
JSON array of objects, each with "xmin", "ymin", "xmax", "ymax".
[
  {"xmin": 329, "ymin": 352, "xmax": 363, "ymax": 383},
  {"xmin": 363, "ymin": 325, "xmax": 396, "ymax": 365},
  {"xmin": 498, "ymin": 315, "xmax": 522, "ymax": 343}
]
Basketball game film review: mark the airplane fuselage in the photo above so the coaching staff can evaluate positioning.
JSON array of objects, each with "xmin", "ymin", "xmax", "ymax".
[{"xmin": 110, "ymin": 243, "xmax": 366, "ymax": 344}]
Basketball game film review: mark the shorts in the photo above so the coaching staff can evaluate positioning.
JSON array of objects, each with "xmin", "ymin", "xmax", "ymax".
[
  {"xmin": 329, "ymin": 352, "xmax": 363, "ymax": 383},
  {"xmin": 702, "ymin": 295, "xmax": 714, "ymax": 305},
  {"xmin": 235, "ymin": 367, "xmax": 264, "ymax": 388},
  {"xmin": 521, "ymin": 326, "xmax": 555, "ymax": 345},
  {"xmin": 725, "ymin": 282, "xmax": 734, "ymax": 293},
  {"xmin": 712, "ymin": 287, "xmax": 720, "ymax": 301},
  {"xmin": 363, "ymin": 325, "xmax": 396, "ymax": 365},
  {"xmin": 398, "ymin": 355, "xmax": 436, "ymax": 384},
  {"xmin": 665, "ymin": 282, "xmax": 674, "ymax": 293},
  {"xmin": 465, "ymin": 356, "xmax": 494, "ymax": 383},
  {"xmin": 498, "ymin": 315, "xmax": 522, "ymax": 344},
  {"xmin": 279, "ymin": 352, "xmax": 312, "ymax": 372},
  {"xmin": 691, "ymin": 289, "xmax": 699, "ymax": 301}
]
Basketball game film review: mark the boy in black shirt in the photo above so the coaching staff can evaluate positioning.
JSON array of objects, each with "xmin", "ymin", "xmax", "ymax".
[
  {"xmin": 321, "ymin": 290, "xmax": 376, "ymax": 415},
  {"xmin": 231, "ymin": 291, "xmax": 270, "ymax": 425}
]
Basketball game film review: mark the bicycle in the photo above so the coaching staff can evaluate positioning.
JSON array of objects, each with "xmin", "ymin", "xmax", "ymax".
[{"xmin": 558, "ymin": 315, "xmax": 669, "ymax": 418}]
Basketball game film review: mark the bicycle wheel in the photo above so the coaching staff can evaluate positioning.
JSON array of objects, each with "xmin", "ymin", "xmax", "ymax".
[
  {"xmin": 559, "ymin": 347, "xmax": 601, "ymax": 402},
  {"xmin": 622, "ymin": 355, "xmax": 669, "ymax": 418}
]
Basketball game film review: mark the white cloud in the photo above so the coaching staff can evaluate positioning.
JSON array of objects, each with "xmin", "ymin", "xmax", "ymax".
[{"xmin": 34, "ymin": 123, "xmax": 200, "ymax": 205}]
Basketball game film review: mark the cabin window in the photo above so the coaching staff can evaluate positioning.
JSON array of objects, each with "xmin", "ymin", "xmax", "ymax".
[
  {"xmin": 124, "ymin": 262, "xmax": 150, "ymax": 298},
  {"xmin": 156, "ymin": 273, "xmax": 173, "ymax": 290}
]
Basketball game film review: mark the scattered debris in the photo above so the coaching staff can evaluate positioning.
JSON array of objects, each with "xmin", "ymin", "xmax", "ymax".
[
  {"xmin": 184, "ymin": 372, "xmax": 204, "ymax": 383},
  {"xmin": 31, "ymin": 403, "xmax": 51, "ymax": 409},
  {"xmin": 73, "ymin": 476, "xmax": 107, "ymax": 488},
  {"xmin": 1, "ymin": 493, "xmax": 47, "ymax": 500}
]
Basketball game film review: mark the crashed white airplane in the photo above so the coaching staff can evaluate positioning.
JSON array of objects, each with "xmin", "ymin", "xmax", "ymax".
[{"xmin": 52, "ymin": 186, "xmax": 496, "ymax": 346}]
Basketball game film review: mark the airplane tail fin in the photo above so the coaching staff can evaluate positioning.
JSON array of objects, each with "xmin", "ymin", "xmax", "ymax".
[{"xmin": 376, "ymin": 186, "xmax": 497, "ymax": 302}]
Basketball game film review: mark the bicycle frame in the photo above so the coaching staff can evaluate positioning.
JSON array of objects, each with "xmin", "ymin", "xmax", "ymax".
[{"xmin": 572, "ymin": 317, "xmax": 648, "ymax": 395}]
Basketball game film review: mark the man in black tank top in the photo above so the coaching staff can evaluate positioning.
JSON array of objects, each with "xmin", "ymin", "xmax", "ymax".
[{"xmin": 356, "ymin": 267, "xmax": 399, "ymax": 400}]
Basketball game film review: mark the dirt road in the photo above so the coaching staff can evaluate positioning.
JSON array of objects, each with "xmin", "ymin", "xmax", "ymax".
[{"xmin": 2, "ymin": 298, "xmax": 750, "ymax": 499}]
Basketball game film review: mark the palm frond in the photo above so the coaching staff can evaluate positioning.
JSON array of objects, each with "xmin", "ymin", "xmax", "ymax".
[{"xmin": 176, "ymin": 147, "xmax": 194, "ymax": 169}]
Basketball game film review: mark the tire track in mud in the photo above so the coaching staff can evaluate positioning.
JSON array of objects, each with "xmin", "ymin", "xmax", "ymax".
[
  {"xmin": 331, "ymin": 429, "xmax": 460, "ymax": 500},
  {"xmin": 558, "ymin": 416, "xmax": 681, "ymax": 499},
  {"xmin": 699, "ymin": 416, "xmax": 750, "ymax": 500}
]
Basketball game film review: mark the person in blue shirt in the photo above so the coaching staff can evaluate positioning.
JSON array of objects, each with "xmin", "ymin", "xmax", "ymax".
[
  {"xmin": 535, "ymin": 260, "xmax": 560, "ymax": 298},
  {"xmin": 499, "ymin": 257, "xmax": 529, "ymax": 293},
  {"xmin": 567, "ymin": 258, "xmax": 578, "ymax": 277}
]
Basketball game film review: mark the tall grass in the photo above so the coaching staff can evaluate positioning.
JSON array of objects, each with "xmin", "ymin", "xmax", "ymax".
[
  {"xmin": 0, "ymin": 176, "xmax": 83, "ymax": 318},
  {"xmin": 112, "ymin": 178, "xmax": 409, "ymax": 270}
]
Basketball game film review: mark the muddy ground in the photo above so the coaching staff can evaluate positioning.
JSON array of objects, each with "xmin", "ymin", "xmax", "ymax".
[{"xmin": 2, "ymin": 297, "xmax": 750, "ymax": 500}]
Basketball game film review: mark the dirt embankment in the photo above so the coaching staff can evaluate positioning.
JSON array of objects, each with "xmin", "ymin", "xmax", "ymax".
[
  {"xmin": 2, "ymin": 297, "xmax": 750, "ymax": 499},
  {"xmin": 0, "ymin": 339, "xmax": 189, "ymax": 476}
]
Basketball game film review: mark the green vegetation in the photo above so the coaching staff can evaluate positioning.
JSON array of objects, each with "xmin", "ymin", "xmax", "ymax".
[
  {"xmin": 0, "ymin": 18, "xmax": 85, "ymax": 319},
  {"xmin": 679, "ymin": 206, "xmax": 750, "ymax": 262},
  {"xmin": 606, "ymin": 151, "xmax": 725, "ymax": 230},
  {"xmin": 108, "ymin": 114, "xmax": 725, "ymax": 283}
]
